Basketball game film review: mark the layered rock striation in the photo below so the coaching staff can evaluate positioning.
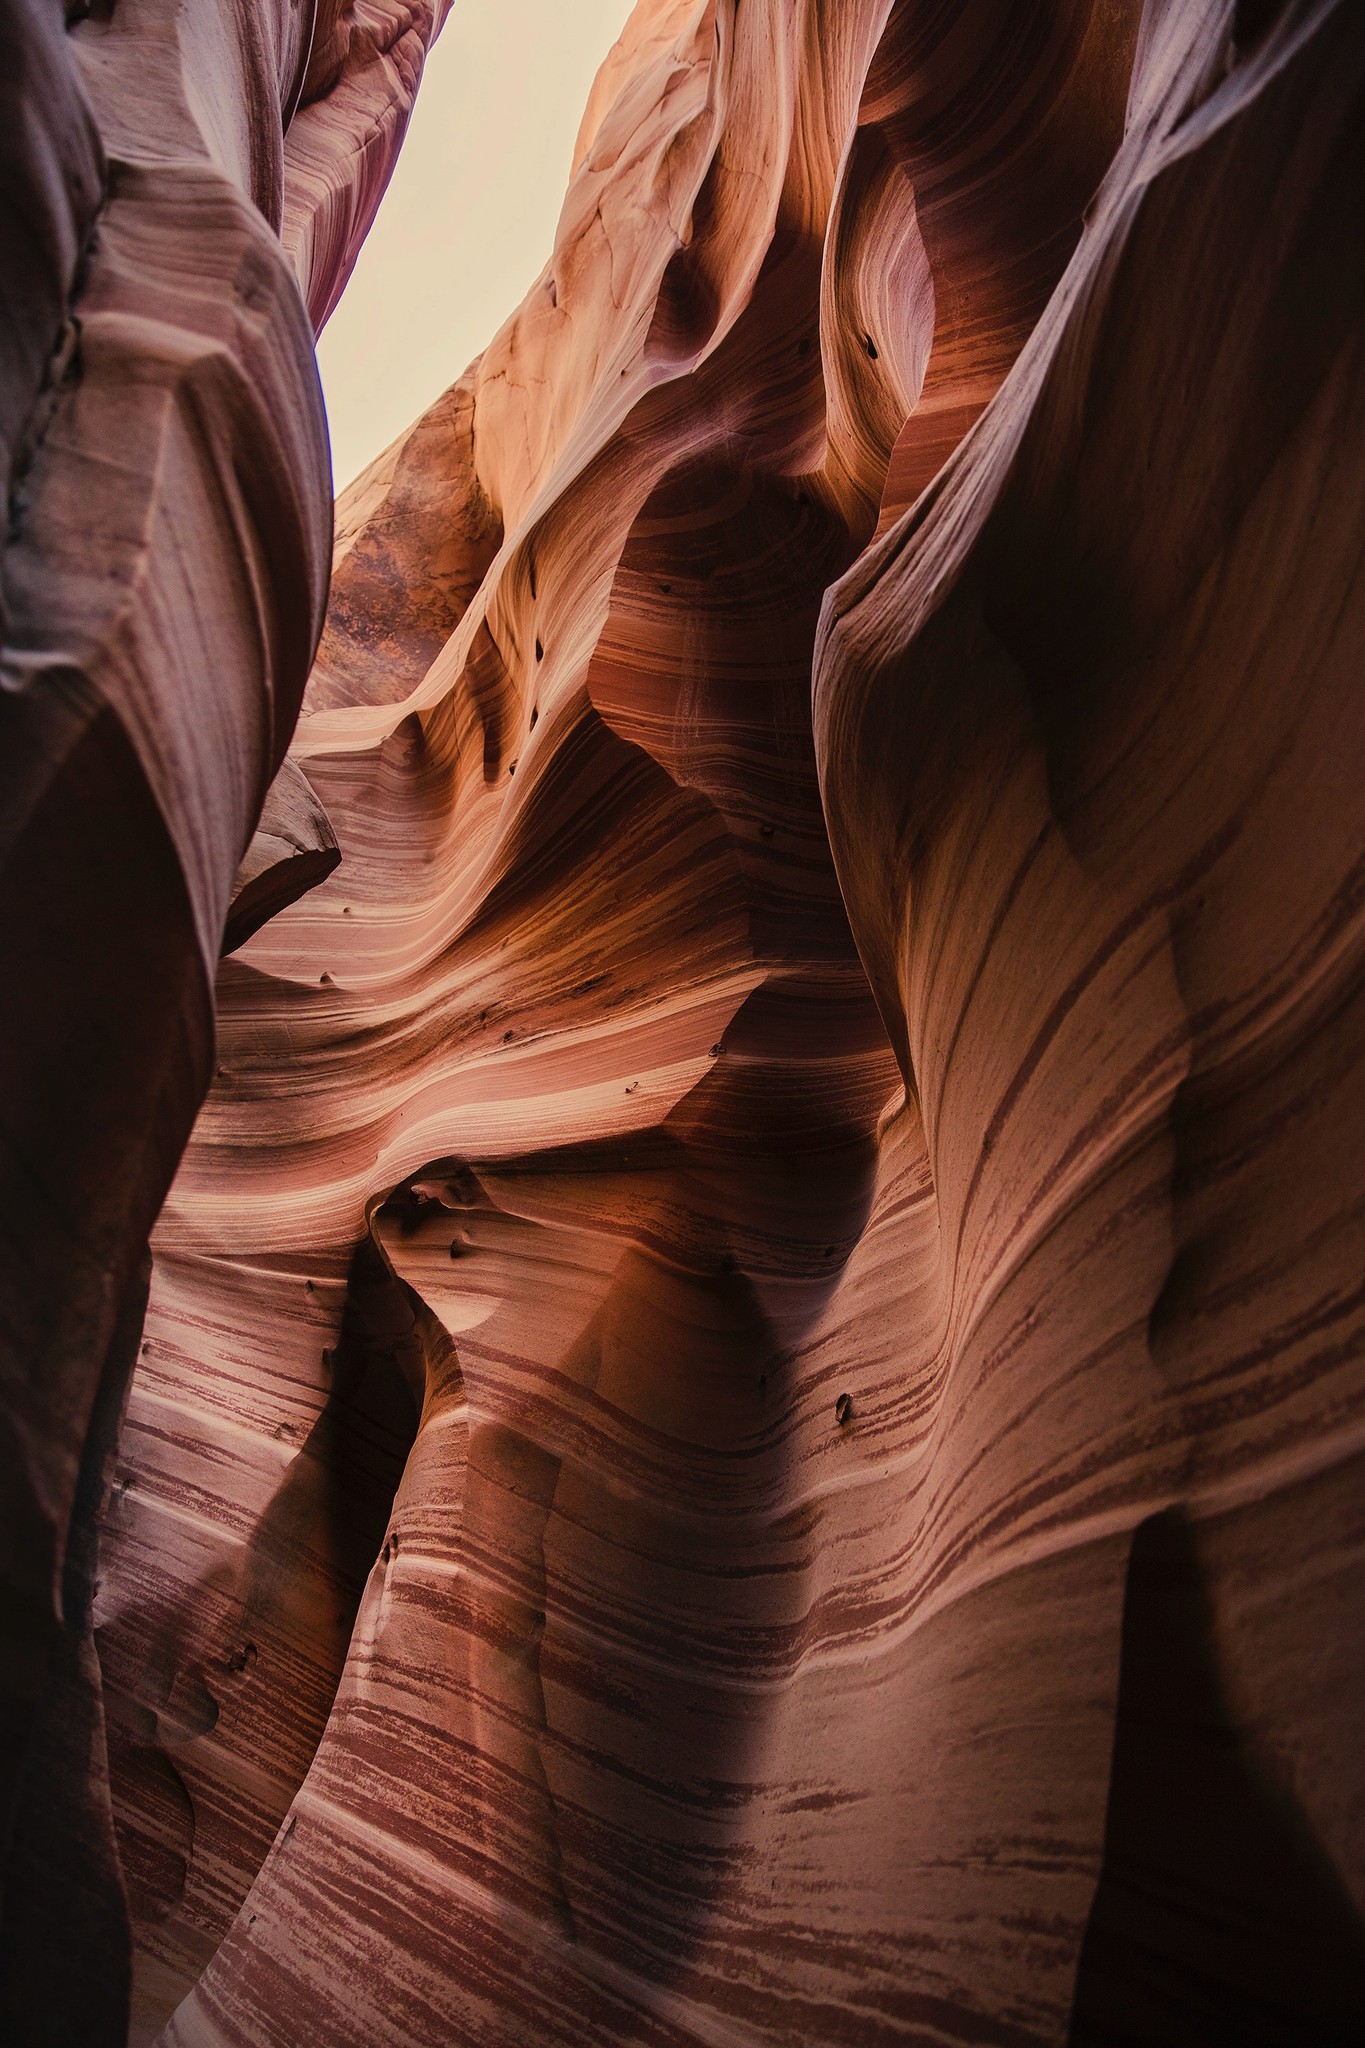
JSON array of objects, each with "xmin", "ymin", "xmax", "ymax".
[
  {"xmin": 0, "ymin": 2, "xmax": 447, "ymax": 2041},
  {"xmin": 4, "ymin": 0, "xmax": 1365, "ymax": 2044}
]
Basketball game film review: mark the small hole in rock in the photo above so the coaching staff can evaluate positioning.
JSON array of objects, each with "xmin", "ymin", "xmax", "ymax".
[{"xmin": 835, "ymin": 1392, "xmax": 853, "ymax": 1427}]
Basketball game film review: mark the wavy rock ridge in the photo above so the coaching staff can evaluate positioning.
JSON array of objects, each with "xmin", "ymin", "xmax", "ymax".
[{"xmin": 5, "ymin": 0, "xmax": 1365, "ymax": 2043}]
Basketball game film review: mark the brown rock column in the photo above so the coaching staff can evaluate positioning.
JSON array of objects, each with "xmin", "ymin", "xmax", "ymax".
[{"xmin": 0, "ymin": 1, "xmax": 447, "ymax": 2038}]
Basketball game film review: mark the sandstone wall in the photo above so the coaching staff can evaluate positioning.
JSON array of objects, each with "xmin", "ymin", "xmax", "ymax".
[
  {"xmin": 6, "ymin": 1, "xmax": 1365, "ymax": 2044},
  {"xmin": 0, "ymin": 3, "xmax": 447, "ymax": 2040}
]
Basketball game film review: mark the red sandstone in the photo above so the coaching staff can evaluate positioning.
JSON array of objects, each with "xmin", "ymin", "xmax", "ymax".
[{"xmin": 2, "ymin": 3, "xmax": 1363, "ymax": 2045}]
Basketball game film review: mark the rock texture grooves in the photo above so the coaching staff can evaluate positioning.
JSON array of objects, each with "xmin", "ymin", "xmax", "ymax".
[
  {"xmin": 4, "ymin": 0, "xmax": 1364, "ymax": 2043},
  {"xmin": 0, "ymin": 3, "xmax": 447, "ymax": 2042}
]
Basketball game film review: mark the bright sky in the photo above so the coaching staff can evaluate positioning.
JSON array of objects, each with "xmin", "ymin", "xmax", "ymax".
[{"xmin": 318, "ymin": 0, "xmax": 637, "ymax": 493}]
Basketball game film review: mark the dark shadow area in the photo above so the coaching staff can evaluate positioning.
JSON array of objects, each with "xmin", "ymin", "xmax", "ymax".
[
  {"xmin": 0, "ymin": 1250, "xmax": 149, "ymax": 2047},
  {"xmin": 1069, "ymin": 1507, "xmax": 1365, "ymax": 2047},
  {"xmin": 99, "ymin": 1236, "xmax": 421, "ymax": 2031},
  {"xmin": 262, "ymin": 1236, "xmax": 424, "ymax": 1629},
  {"xmin": 418, "ymin": 1020, "xmax": 887, "ymax": 1995}
]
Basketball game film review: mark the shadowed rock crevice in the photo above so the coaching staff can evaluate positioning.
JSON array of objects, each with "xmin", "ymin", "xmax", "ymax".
[
  {"xmin": 1070, "ymin": 1508, "xmax": 1365, "ymax": 2047},
  {"xmin": 0, "ymin": 1250, "xmax": 148, "ymax": 2048},
  {"xmin": 98, "ymin": 1234, "xmax": 421, "ymax": 2043}
]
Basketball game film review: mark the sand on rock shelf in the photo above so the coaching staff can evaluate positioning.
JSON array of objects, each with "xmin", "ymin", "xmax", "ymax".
[{"xmin": 2, "ymin": 3, "xmax": 1364, "ymax": 2046}]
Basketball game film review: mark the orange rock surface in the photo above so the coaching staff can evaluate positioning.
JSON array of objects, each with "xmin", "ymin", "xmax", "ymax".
[{"xmin": 5, "ymin": 2, "xmax": 1365, "ymax": 2044}]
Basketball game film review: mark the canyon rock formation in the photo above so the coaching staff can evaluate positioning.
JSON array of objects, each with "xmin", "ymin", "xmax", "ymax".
[
  {"xmin": 0, "ymin": 2, "xmax": 447, "ymax": 2041},
  {"xmin": 3, "ymin": 2, "xmax": 1365, "ymax": 2046}
]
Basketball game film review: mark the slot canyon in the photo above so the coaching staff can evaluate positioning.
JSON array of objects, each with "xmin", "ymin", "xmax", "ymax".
[{"xmin": 1, "ymin": 0, "xmax": 1363, "ymax": 2042}]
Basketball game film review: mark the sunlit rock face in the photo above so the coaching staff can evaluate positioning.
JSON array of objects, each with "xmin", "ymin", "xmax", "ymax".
[
  {"xmin": 25, "ymin": 0, "xmax": 1365, "ymax": 2042},
  {"xmin": 0, "ymin": 3, "xmax": 446, "ymax": 2043}
]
